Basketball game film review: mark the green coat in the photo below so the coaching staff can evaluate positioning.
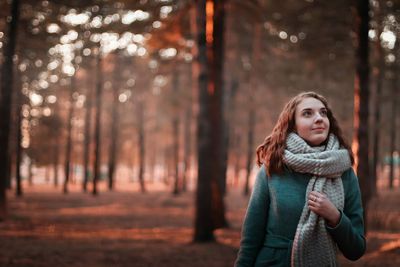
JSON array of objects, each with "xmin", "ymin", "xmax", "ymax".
[{"xmin": 234, "ymin": 166, "xmax": 366, "ymax": 267}]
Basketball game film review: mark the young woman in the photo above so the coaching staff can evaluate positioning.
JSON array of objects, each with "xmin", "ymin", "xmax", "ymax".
[{"xmin": 234, "ymin": 92, "xmax": 366, "ymax": 267}]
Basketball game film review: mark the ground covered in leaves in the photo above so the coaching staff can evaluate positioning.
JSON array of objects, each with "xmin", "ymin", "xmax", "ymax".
[{"xmin": 0, "ymin": 182, "xmax": 399, "ymax": 267}]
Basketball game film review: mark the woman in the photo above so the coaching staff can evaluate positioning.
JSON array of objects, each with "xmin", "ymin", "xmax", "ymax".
[{"xmin": 234, "ymin": 92, "xmax": 365, "ymax": 267}]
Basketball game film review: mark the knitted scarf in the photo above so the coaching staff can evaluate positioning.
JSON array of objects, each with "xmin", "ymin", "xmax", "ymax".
[{"xmin": 283, "ymin": 133, "xmax": 351, "ymax": 267}]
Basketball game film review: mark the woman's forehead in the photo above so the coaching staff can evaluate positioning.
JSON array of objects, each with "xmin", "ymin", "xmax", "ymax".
[{"xmin": 296, "ymin": 97, "xmax": 326, "ymax": 110}]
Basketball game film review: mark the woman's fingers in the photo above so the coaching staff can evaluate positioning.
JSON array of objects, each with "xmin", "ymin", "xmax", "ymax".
[
  {"xmin": 308, "ymin": 191, "xmax": 339, "ymax": 225},
  {"xmin": 308, "ymin": 191, "xmax": 329, "ymax": 212},
  {"xmin": 308, "ymin": 191, "xmax": 327, "ymax": 203}
]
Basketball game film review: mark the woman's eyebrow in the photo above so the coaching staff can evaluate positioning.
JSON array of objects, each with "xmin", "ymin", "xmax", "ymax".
[{"xmin": 301, "ymin": 107, "xmax": 326, "ymax": 111}]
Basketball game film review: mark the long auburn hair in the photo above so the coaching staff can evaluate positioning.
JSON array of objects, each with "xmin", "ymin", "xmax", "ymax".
[{"xmin": 256, "ymin": 92, "xmax": 354, "ymax": 176}]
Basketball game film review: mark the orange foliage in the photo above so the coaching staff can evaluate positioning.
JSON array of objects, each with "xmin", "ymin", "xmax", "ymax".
[
  {"xmin": 352, "ymin": 75, "xmax": 360, "ymax": 173},
  {"xmin": 206, "ymin": 0, "xmax": 214, "ymax": 44}
]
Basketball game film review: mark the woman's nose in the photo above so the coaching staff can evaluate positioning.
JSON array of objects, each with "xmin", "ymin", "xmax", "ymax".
[{"xmin": 315, "ymin": 113, "xmax": 323, "ymax": 122}]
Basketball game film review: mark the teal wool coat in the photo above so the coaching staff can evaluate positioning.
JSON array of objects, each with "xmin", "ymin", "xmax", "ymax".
[{"xmin": 234, "ymin": 166, "xmax": 366, "ymax": 267}]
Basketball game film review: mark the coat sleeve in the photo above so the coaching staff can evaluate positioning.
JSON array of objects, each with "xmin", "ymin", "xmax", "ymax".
[
  {"xmin": 234, "ymin": 167, "xmax": 270, "ymax": 267},
  {"xmin": 326, "ymin": 168, "xmax": 366, "ymax": 261}
]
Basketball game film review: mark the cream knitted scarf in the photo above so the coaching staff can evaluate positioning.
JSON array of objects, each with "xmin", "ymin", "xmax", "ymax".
[{"xmin": 283, "ymin": 133, "xmax": 351, "ymax": 267}]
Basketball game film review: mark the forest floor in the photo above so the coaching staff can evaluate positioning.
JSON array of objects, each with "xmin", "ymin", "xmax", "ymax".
[{"xmin": 0, "ymin": 181, "xmax": 399, "ymax": 267}]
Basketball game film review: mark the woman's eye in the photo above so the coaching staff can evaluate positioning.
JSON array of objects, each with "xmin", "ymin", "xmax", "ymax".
[
  {"xmin": 303, "ymin": 111, "xmax": 312, "ymax": 116},
  {"xmin": 320, "ymin": 110, "xmax": 328, "ymax": 116}
]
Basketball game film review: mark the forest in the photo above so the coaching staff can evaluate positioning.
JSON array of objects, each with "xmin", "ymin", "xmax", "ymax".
[{"xmin": 0, "ymin": 0, "xmax": 399, "ymax": 266}]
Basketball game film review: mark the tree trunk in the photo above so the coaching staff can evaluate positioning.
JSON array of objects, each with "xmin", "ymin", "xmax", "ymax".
[
  {"xmin": 53, "ymin": 151, "xmax": 59, "ymax": 187},
  {"xmin": 185, "ymin": 5, "xmax": 198, "ymax": 193},
  {"xmin": 63, "ymin": 76, "xmax": 75, "ymax": 194},
  {"xmin": 52, "ymin": 97, "xmax": 61, "ymax": 188},
  {"xmin": 219, "ymin": 88, "xmax": 229, "ymax": 196},
  {"xmin": 194, "ymin": 0, "xmax": 227, "ymax": 242},
  {"xmin": 137, "ymin": 100, "xmax": 146, "ymax": 193},
  {"xmin": 353, "ymin": 0, "xmax": 371, "ymax": 232},
  {"xmin": 226, "ymin": 79, "xmax": 239, "ymax": 189},
  {"xmin": 233, "ymin": 147, "xmax": 241, "ymax": 188},
  {"xmin": 244, "ymin": 107, "xmax": 255, "ymax": 196},
  {"xmin": 28, "ymin": 159, "xmax": 33, "ymax": 186},
  {"xmin": 182, "ymin": 105, "xmax": 192, "ymax": 192},
  {"xmin": 244, "ymin": 22, "xmax": 260, "ymax": 196},
  {"xmin": 53, "ymin": 102, "xmax": 60, "ymax": 188},
  {"xmin": 172, "ymin": 73, "xmax": 181, "ymax": 195},
  {"xmin": 83, "ymin": 61, "xmax": 94, "ymax": 192},
  {"xmin": 93, "ymin": 50, "xmax": 103, "ymax": 196},
  {"xmin": 388, "ymin": 57, "xmax": 398, "ymax": 189},
  {"xmin": 163, "ymin": 148, "xmax": 170, "ymax": 185},
  {"xmin": 130, "ymin": 145, "xmax": 136, "ymax": 183},
  {"xmin": 0, "ymin": 0, "xmax": 20, "ymax": 221},
  {"xmin": 371, "ymin": 21, "xmax": 384, "ymax": 196},
  {"xmin": 15, "ymin": 90, "xmax": 23, "ymax": 197},
  {"xmin": 212, "ymin": 0, "xmax": 228, "ymax": 230},
  {"xmin": 45, "ymin": 167, "xmax": 50, "ymax": 183},
  {"xmin": 107, "ymin": 53, "xmax": 121, "ymax": 191},
  {"xmin": 172, "ymin": 116, "xmax": 180, "ymax": 195}
]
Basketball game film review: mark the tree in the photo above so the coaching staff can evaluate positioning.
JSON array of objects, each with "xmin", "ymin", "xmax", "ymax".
[
  {"xmin": 63, "ymin": 76, "xmax": 76, "ymax": 194},
  {"xmin": 137, "ymin": 98, "xmax": 146, "ymax": 193},
  {"xmin": 370, "ymin": 0, "xmax": 385, "ymax": 196},
  {"xmin": 82, "ymin": 58, "xmax": 95, "ymax": 192},
  {"xmin": 107, "ymin": 52, "xmax": 122, "ymax": 191},
  {"xmin": 0, "ymin": 0, "xmax": 20, "ymax": 220},
  {"xmin": 52, "ymin": 101, "xmax": 61, "ymax": 188},
  {"xmin": 352, "ymin": 0, "xmax": 371, "ymax": 231},
  {"xmin": 388, "ymin": 41, "xmax": 398, "ymax": 189},
  {"xmin": 172, "ymin": 72, "xmax": 181, "ymax": 195},
  {"xmin": 15, "ymin": 73, "xmax": 24, "ymax": 196},
  {"xmin": 194, "ymin": 0, "xmax": 227, "ymax": 242},
  {"xmin": 244, "ymin": 21, "xmax": 261, "ymax": 196},
  {"xmin": 92, "ymin": 48, "xmax": 103, "ymax": 196}
]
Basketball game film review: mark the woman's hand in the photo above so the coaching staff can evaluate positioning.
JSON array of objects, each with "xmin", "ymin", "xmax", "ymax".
[{"xmin": 308, "ymin": 191, "xmax": 340, "ymax": 227}]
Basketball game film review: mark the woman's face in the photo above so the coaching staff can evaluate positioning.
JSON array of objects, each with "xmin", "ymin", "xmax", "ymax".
[{"xmin": 294, "ymin": 97, "xmax": 330, "ymax": 146}]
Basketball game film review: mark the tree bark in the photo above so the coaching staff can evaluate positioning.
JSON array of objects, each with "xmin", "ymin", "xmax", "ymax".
[
  {"xmin": 194, "ymin": 0, "xmax": 227, "ymax": 242},
  {"xmin": 371, "ymin": 19, "xmax": 384, "ymax": 196},
  {"xmin": 53, "ymin": 101, "xmax": 60, "ymax": 188},
  {"xmin": 137, "ymin": 100, "xmax": 146, "ymax": 193},
  {"xmin": 107, "ymin": 53, "xmax": 121, "ymax": 191},
  {"xmin": 353, "ymin": 0, "xmax": 371, "ymax": 232},
  {"xmin": 163, "ymin": 147, "xmax": 170, "ymax": 185},
  {"xmin": 244, "ymin": 107, "xmax": 255, "ymax": 196},
  {"xmin": 172, "ymin": 116, "xmax": 180, "ymax": 195},
  {"xmin": 0, "ymin": 0, "xmax": 20, "ymax": 221},
  {"xmin": 172, "ymin": 73, "xmax": 181, "ymax": 195},
  {"xmin": 182, "ymin": 106, "xmax": 192, "ymax": 192},
  {"xmin": 388, "ymin": 56, "xmax": 398, "ymax": 189},
  {"xmin": 15, "ymin": 87, "xmax": 23, "ymax": 197},
  {"xmin": 184, "ymin": 5, "xmax": 198, "ymax": 193},
  {"xmin": 92, "ymin": 51, "xmax": 103, "ymax": 196},
  {"xmin": 244, "ymin": 22, "xmax": 261, "ymax": 196},
  {"xmin": 219, "ymin": 88, "xmax": 229, "ymax": 195},
  {"xmin": 28, "ymin": 159, "xmax": 33, "ymax": 186},
  {"xmin": 212, "ymin": 0, "xmax": 228, "ymax": 230},
  {"xmin": 233, "ymin": 145, "xmax": 241, "ymax": 188},
  {"xmin": 50, "ymin": 90, "xmax": 63, "ymax": 188},
  {"xmin": 83, "ymin": 60, "xmax": 94, "ymax": 192},
  {"xmin": 228, "ymin": 80, "xmax": 239, "ymax": 188},
  {"xmin": 45, "ymin": 167, "xmax": 50, "ymax": 183},
  {"xmin": 63, "ymin": 76, "xmax": 75, "ymax": 194}
]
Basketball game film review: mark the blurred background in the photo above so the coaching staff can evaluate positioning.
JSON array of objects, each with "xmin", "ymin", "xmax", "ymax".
[{"xmin": 0, "ymin": 0, "xmax": 399, "ymax": 266}]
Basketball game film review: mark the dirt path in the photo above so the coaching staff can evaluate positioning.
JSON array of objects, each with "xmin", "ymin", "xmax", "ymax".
[{"xmin": 0, "ymin": 184, "xmax": 399, "ymax": 266}]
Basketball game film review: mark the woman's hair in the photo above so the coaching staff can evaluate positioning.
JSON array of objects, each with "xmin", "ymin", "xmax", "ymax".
[{"xmin": 256, "ymin": 91, "xmax": 354, "ymax": 176}]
